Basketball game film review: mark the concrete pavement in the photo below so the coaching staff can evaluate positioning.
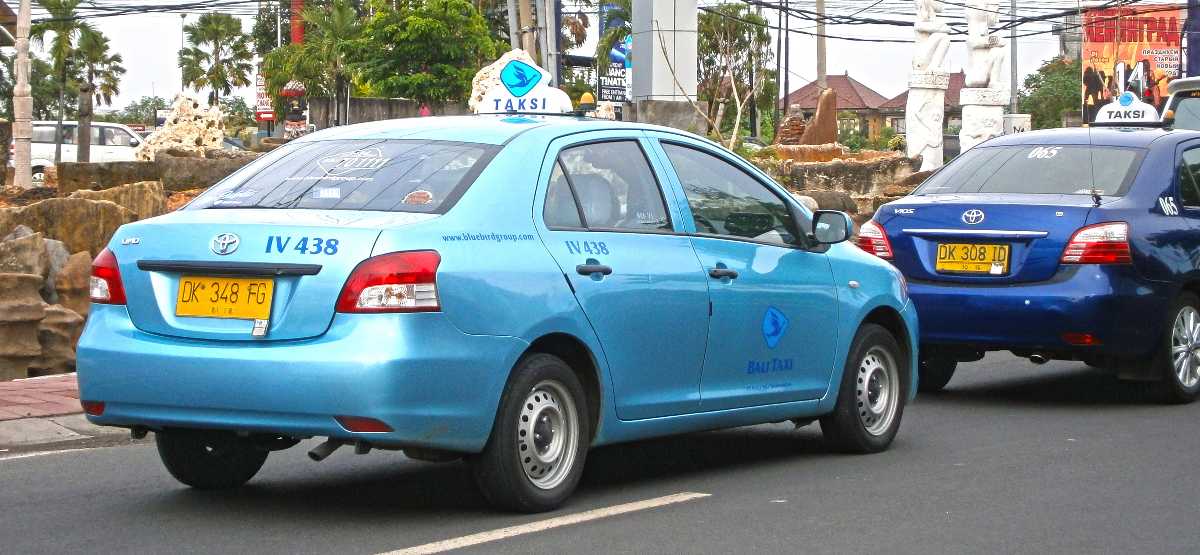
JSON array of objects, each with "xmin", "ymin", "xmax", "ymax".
[{"xmin": 1, "ymin": 355, "xmax": 1198, "ymax": 554}]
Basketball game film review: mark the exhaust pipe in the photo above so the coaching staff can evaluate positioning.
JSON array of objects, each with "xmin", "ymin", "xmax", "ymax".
[
  {"xmin": 308, "ymin": 439, "xmax": 346, "ymax": 461},
  {"xmin": 1029, "ymin": 354, "xmax": 1049, "ymax": 365}
]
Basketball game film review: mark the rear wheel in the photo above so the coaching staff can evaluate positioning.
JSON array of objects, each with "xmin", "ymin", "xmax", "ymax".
[
  {"xmin": 471, "ymin": 353, "xmax": 590, "ymax": 513},
  {"xmin": 1159, "ymin": 293, "xmax": 1200, "ymax": 404},
  {"xmin": 820, "ymin": 324, "xmax": 908, "ymax": 453},
  {"xmin": 917, "ymin": 355, "xmax": 957, "ymax": 393},
  {"xmin": 156, "ymin": 429, "xmax": 269, "ymax": 489}
]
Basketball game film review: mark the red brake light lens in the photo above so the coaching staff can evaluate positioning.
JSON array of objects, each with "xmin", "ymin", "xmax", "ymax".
[
  {"xmin": 1061, "ymin": 222, "xmax": 1131, "ymax": 265},
  {"xmin": 335, "ymin": 415, "xmax": 393, "ymax": 433},
  {"xmin": 336, "ymin": 250, "xmax": 441, "ymax": 313},
  {"xmin": 856, "ymin": 220, "xmax": 894, "ymax": 259},
  {"xmin": 90, "ymin": 248, "xmax": 127, "ymax": 304},
  {"xmin": 81, "ymin": 401, "xmax": 106, "ymax": 416}
]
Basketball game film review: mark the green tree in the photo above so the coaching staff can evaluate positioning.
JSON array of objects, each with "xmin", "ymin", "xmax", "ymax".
[
  {"xmin": 1019, "ymin": 57, "xmax": 1081, "ymax": 130},
  {"xmin": 119, "ymin": 96, "xmax": 170, "ymax": 127},
  {"xmin": 179, "ymin": 13, "xmax": 254, "ymax": 105},
  {"xmin": 30, "ymin": 0, "xmax": 93, "ymax": 164},
  {"xmin": 219, "ymin": 96, "xmax": 256, "ymax": 130},
  {"xmin": 76, "ymin": 29, "xmax": 126, "ymax": 162},
  {"xmin": 261, "ymin": 0, "xmax": 362, "ymax": 127},
  {"xmin": 353, "ymin": 0, "xmax": 497, "ymax": 108},
  {"xmin": 698, "ymin": 3, "xmax": 773, "ymax": 148},
  {"xmin": 251, "ymin": 2, "xmax": 291, "ymax": 58},
  {"xmin": 595, "ymin": 0, "xmax": 631, "ymax": 68}
]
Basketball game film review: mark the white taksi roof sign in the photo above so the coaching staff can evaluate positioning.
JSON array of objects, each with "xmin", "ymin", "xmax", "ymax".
[
  {"xmin": 477, "ymin": 59, "xmax": 573, "ymax": 115},
  {"xmin": 1094, "ymin": 91, "xmax": 1160, "ymax": 124}
]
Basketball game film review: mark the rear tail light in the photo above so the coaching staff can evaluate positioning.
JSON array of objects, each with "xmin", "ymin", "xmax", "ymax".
[
  {"xmin": 336, "ymin": 250, "xmax": 440, "ymax": 313},
  {"xmin": 81, "ymin": 401, "xmax": 106, "ymax": 416},
  {"xmin": 1062, "ymin": 332, "xmax": 1102, "ymax": 346},
  {"xmin": 90, "ymin": 248, "xmax": 127, "ymax": 304},
  {"xmin": 1061, "ymin": 222, "xmax": 1131, "ymax": 264},
  {"xmin": 856, "ymin": 220, "xmax": 894, "ymax": 259}
]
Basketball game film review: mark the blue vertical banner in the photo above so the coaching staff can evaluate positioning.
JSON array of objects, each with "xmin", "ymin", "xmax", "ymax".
[{"xmin": 1188, "ymin": 1, "xmax": 1200, "ymax": 77}]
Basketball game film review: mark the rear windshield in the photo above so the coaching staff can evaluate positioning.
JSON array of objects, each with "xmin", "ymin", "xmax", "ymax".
[
  {"xmin": 189, "ymin": 139, "xmax": 498, "ymax": 213},
  {"xmin": 1170, "ymin": 93, "xmax": 1200, "ymax": 130},
  {"xmin": 914, "ymin": 145, "xmax": 1145, "ymax": 197}
]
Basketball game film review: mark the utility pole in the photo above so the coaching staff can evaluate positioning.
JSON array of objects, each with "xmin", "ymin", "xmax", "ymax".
[
  {"xmin": 13, "ymin": 0, "xmax": 32, "ymax": 189},
  {"xmin": 276, "ymin": 0, "xmax": 282, "ymax": 47},
  {"xmin": 783, "ymin": 0, "xmax": 790, "ymax": 116},
  {"xmin": 1009, "ymin": 0, "xmax": 1018, "ymax": 112},
  {"xmin": 517, "ymin": 0, "xmax": 537, "ymax": 56},
  {"xmin": 181, "ymin": 14, "xmax": 188, "ymax": 91},
  {"xmin": 506, "ymin": 0, "xmax": 520, "ymax": 50},
  {"xmin": 815, "ymin": 0, "xmax": 827, "ymax": 90},
  {"xmin": 774, "ymin": 1, "xmax": 783, "ymax": 136}
]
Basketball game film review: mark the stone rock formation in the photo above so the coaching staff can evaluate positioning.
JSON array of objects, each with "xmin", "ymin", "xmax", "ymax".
[
  {"xmin": 56, "ymin": 161, "xmax": 160, "ymax": 195},
  {"xmin": 29, "ymin": 304, "xmax": 84, "ymax": 377},
  {"xmin": 55, "ymin": 251, "xmax": 93, "ymax": 318},
  {"xmin": 135, "ymin": 94, "xmax": 224, "ymax": 162},
  {"xmin": 791, "ymin": 194, "xmax": 819, "ymax": 212},
  {"xmin": 0, "ymin": 197, "xmax": 138, "ymax": 255},
  {"xmin": 799, "ymin": 89, "xmax": 838, "ymax": 145},
  {"xmin": 156, "ymin": 151, "xmax": 258, "ymax": 191},
  {"xmin": 774, "ymin": 112, "xmax": 808, "ymax": 145},
  {"xmin": 468, "ymin": 49, "xmax": 539, "ymax": 113},
  {"xmin": 0, "ymin": 230, "xmax": 50, "ymax": 278},
  {"xmin": 0, "ymin": 273, "xmax": 46, "ymax": 380},
  {"xmin": 69, "ymin": 181, "xmax": 167, "ymax": 220},
  {"xmin": 804, "ymin": 190, "xmax": 859, "ymax": 215}
]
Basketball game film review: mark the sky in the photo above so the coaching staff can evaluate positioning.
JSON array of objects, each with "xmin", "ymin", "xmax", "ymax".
[{"xmin": 9, "ymin": 1, "xmax": 1121, "ymax": 113}]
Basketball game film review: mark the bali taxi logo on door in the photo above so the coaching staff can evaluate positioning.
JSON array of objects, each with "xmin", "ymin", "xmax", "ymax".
[{"xmin": 479, "ymin": 58, "xmax": 573, "ymax": 114}]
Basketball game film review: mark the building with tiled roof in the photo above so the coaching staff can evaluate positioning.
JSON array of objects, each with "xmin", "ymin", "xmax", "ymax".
[{"xmin": 779, "ymin": 73, "xmax": 891, "ymax": 139}]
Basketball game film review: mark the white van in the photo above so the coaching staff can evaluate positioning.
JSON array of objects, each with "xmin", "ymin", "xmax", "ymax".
[{"xmin": 8, "ymin": 121, "xmax": 143, "ymax": 184}]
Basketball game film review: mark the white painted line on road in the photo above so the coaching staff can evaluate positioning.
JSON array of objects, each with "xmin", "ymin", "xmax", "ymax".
[
  {"xmin": 378, "ymin": 492, "xmax": 711, "ymax": 555},
  {"xmin": 0, "ymin": 448, "xmax": 87, "ymax": 462}
]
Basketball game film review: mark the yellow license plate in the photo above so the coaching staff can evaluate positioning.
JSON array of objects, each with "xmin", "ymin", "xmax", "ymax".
[
  {"xmin": 176, "ymin": 276, "xmax": 274, "ymax": 320},
  {"xmin": 935, "ymin": 243, "xmax": 1011, "ymax": 275}
]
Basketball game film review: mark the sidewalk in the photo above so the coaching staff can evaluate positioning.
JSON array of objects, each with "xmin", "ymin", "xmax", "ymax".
[{"xmin": 0, "ymin": 374, "xmax": 128, "ymax": 452}]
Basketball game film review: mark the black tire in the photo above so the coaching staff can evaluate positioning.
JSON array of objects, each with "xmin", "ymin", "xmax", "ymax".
[
  {"xmin": 917, "ymin": 356, "xmax": 957, "ymax": 393},
  {"xmin": 471, "ymin": 353, "xmax": 590, "ymax": 513},
  {"xmin": 820, "ymin": 324, "xmax": 908, "ymax": 453},
  {"xmin": 1154, "ymin": 293, "xmax": 1200, "ymax": 404},
  {"xmin": 156, "ymin": 429, "xmax": 269, "ymax": 490}
]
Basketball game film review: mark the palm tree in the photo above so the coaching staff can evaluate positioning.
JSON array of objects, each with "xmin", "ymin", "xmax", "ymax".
[
  {"xmin": 31, "ymin": 0, "xmax": 93, "ymax": 166},
  {"xmin": 75, "ymin": 29, "xmax": 125, "ymax": 163},
  {"xmin": 299, "ymin": 0, "xmax": 361, "ymax": 126},
  {"xmin": 179, "ymin": 13, "xmax": 254, "ymax": 105}
]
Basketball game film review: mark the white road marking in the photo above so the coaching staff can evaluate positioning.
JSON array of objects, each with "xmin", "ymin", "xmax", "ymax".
[
  {"xmin": 0, "ymin": 448, "xmax": 88, "ymax": 462},
  {"xmin": 379, "ymin": 492, "xmax": 711, "ymax": 555}
]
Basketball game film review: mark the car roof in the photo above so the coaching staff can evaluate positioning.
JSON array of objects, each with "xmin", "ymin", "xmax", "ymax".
[
  {"xmin": 31, "ymin": 121, "xmax": 128, "ymax": 128},
  {"xmin": 982, "ymin": 126, "xmax": 1200, "ymax": 149},
  {"xmin": 293, "ymin": 115, "xmax": 702, "ymax": 146}
]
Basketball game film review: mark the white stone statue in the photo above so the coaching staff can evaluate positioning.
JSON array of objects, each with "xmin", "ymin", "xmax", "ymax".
[
  {"xmin": 964, "ymin": 0, "xmax": 1007, "ymax": 90},
  {"xmin": 906, "ymin": 0, "xmax": 951, "ymax": 171}
]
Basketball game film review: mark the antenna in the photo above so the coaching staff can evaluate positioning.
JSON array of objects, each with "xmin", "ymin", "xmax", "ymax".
[{"xmin": 1082, "ymin": 0, "xmax": 1099, "ymax": 208}]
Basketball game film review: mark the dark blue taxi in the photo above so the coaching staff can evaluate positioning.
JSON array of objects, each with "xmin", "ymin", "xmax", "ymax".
[{"xmin": 861, "ymin": 124, "xmax": 1200, "ymax": 402}]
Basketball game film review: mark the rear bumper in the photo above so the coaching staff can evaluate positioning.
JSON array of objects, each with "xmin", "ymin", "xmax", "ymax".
[
  {"xmin": 909, "ymin": 265, "xmax": 1170, "ymax": 357},
  {"xmin": 76, "ymin": 304, "xmax": 529, "ymax": 453}
]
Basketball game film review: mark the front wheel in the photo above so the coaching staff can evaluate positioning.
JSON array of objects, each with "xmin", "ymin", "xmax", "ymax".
[
  {"xmin": 820, "ymin": 324, "xmax": 908, "ymax": 453},
  {"xmin": 156, "ymin": 429, "xmax": 269, "ymax": 489},
  {"xmin": 1159, "ymin": 293, "xmax": 1200, "ymax": 404},
  {"xmin": 471, "ymin": 353, "xmax": 590, "ymax": 513}
]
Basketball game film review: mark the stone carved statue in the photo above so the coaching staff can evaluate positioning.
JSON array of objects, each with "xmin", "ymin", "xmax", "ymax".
[
  {"xmin": 965, "ymin": 0, "xmax": 1007, "ymax": 89},
  {"xmin": 906, "ymin": 0, "xmax": 951, "ymax": 171},
  {"xmin": 913, "ymin": 0, "xmax": 950, "ymax": 73}
]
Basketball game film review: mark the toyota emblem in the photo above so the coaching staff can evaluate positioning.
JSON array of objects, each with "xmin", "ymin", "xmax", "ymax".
[
  {"xmin": 211, "ymin": 233, "xmax": 241, "ymax": 255},
  {"xmin": 961, "ymin": 209, "xmax": 986, "ymax": 225}
]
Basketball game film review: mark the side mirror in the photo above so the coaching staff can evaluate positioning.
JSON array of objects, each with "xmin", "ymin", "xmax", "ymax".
[
  {"xmin": 812, "ymin": 210, "xmax": 853, "ymax": 244},
  {"xmin": 129, "ymin": 139, "xmax": 140, "ymax": 147}
]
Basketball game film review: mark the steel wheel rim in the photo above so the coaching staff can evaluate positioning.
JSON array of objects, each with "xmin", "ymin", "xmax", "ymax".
[
  {"xmin": 857, "ymin": 346, "xmax": 900, "ymax": 436},
  {"xmin": 1171, "ymin": 306, "xmax": 1200, "ymax": 389},
  {"xmin": 517, "ymin": 380, "xmax": 579, "ymax": 490}
]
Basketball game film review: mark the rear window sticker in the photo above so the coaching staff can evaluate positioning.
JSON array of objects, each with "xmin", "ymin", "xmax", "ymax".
[{"xmin": 403, "ymin": 190, "xmax": 434, "ymax": 205}]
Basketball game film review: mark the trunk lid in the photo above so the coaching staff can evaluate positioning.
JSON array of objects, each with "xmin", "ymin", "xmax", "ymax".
[
  {"xmin": 878, "ymin": 194, "xmax": 1102, "ymax": 283},
  {"xmin": 117, "ymin": 209, "xmax": 438, "ymax": 341}
]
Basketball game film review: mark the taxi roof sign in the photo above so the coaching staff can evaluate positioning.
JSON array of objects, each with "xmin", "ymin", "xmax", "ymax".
[
  {"xmin": 477, "ymin": 59, "xmax": 573, "ymax": 115},
  {"xmin": 1093, "ymin": 92, "xmax": 1161, "ymax": 126}
]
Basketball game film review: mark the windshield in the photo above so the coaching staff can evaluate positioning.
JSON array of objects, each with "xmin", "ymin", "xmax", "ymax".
[
  {"xmin": 189, "ymin": 139, "xmax": 498, "ymax": 213},
  {"xmin": 914, "ymin": 145, "xmax": 1145, "ymax": 197},
  {"xmin": 1169, "ymin": 92, "xmax": 1200, "ymax": 130}
]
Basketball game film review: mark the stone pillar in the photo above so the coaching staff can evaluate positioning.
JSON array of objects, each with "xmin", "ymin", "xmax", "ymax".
[
  {"xmin": 0, "ymin": 274, "xmax": 47, "ymax": 381},
  {"xmin": 905, "ymin": 72, "xmax": 949, "ymax": 171},
  {"xmin": 631, "ymin": 0, "xmax": 698, "ymax": 102},
  {"xmin": 959, "ymin": 88, "xmax": 1006, "ymax": 152}
]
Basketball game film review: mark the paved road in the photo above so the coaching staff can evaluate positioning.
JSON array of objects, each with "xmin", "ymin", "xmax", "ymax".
[{"xmin": 3, "ymin": 354, "xmax": 1199, "ymax": 554}]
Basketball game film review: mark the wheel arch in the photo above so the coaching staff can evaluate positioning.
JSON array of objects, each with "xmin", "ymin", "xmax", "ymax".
[
  {"xmin": 860, "ymin": 304, "xmax": 915, "ymax": 396},
  {"xmin": 523, "ymin": 332, "xmax": 603, "ymax": 442}
]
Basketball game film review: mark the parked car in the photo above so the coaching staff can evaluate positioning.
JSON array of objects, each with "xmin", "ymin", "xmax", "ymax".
[
  {"xmin": 860, "ymin": 121, "xmax": 1200, "ymax": 403},
  {"xmin": 7, "ymin": 121, "xmax": 143, "ymax": 184},
  {"xmin": 76, "ymin": 115, "xmax": 917, "ymax": 512}
]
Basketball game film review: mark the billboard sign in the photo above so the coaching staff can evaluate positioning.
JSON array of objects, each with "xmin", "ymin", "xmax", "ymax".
[
  {"xmin": 597, "ymin": 4, "xmax": 630, "ymax": 103},
  {"xmin": 255, "ymin": 73, "xmax": 275, "ymax": 122},
  {"xmin": 1081, "ymin": 4, "xmax": 1185, "ymax": 122}
]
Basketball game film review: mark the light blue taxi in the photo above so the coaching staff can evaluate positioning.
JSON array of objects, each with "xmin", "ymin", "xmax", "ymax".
[{"xmin": 77, "ymin": 114, "xmax": 917, "ymax": 512}]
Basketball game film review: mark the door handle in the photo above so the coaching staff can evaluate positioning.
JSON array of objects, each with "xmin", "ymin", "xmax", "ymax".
[
  {"xmin": 576, "ymin": 264, "xmax": 613, "ymax": 276},
  {"xmin": 709, "ymin": 268, "xmax": 739, "ymax": 279}
]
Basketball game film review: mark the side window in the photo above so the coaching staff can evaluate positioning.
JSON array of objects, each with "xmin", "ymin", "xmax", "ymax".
[
  {"xmin": 552, "ymin": 141, "xmax": 671, "ymax": 232},
  {"xmin": 103, "ymin": 127, "xmax": 136, "ymax": 147},
  {"xmin": 661, "ymin": 143, "xmax": 801, "ymax": 247},
  {"xmin": 31, "ymin": 126, "xmax": 55, "ymax": 144},
  {"xmin": 1180, "ymin": 149, "xmax": 1200, "ymax": 207},
  {"xmin": 544, "ymin": 162, "xmax": 583, "ymax": 228}
]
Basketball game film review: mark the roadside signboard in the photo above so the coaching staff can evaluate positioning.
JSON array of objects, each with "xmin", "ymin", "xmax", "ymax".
[
  {"xmin": 1081, "ymin": 3, "xmax": 1185, "ymax": 122},
  {"xmin": 255, "ymin": 73, "xmax": 275, "ymax": 122}
]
